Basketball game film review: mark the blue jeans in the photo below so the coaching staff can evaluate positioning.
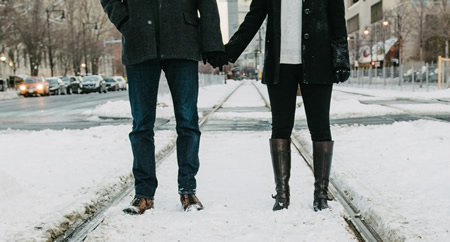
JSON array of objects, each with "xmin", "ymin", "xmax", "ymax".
[{"xmin": 126, "ymin": 58, "xmax": 201, "ymax": 199}]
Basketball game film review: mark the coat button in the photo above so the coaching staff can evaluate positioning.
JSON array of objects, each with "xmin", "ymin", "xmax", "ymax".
[
  {"xmin": 304, "ymin": 33, "xmax": 310, "ymax": 39},
  {"xmin": 147, "ymin": 20, "xmax": 152, "ymax": 25},
  {"xmin": 304, "ymin": 8, "xmax": 311, "ymax": 14}
]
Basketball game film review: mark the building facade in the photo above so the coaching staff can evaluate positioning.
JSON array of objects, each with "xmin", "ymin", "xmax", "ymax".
[{"xmin": 345, "ymin": 0, "xmax": 449, "ymax": 68}]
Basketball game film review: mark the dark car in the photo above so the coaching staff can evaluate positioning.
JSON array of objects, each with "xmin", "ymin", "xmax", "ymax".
[
  {"xmin": 104, "ymin": 77, "xmax": 120, "ymax": 91},
  {"xmin": 19, "ymin": 76, "xmax": 50, "ymax": 97},
  {"xmin": 61, "ymin": 76, "xmax": 83, "ymax": 94},
  {"xmin": 0, "ymin": 78, "xmax": 6, "ymax": 91},
  {"xmin": 47, "ymin": 77, "xmax": 67, "ymax": 95},
  {"xmin": 81, "ymin": 75, "xmax": 107, "ymax": 94}
]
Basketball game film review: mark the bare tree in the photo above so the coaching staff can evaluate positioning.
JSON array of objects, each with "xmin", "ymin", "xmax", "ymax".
[
  {"xmin": 12, "ymin": 0, "xmax": 47, "ymax": 76},
  {"xmin": 79, "ymin": 0, "xmax": 110, "ymax": 75},
  {"xmin": 384, "ymin": 2, "xmax": 416, "ymax": 65},
  {"xmin": 436, "ymin": 0, "xmax": 450, "ymax": 58}
]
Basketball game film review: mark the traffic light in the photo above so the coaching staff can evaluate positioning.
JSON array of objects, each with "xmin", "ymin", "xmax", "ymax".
[{"xmin": 371, "ymin": 61, "xmax": 376, "ymax": 66}]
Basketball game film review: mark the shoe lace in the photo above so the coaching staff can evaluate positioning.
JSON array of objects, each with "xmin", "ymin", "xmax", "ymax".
[
  {"xmin": 188, "ymin": 194, "xmax": 197, "ymax": 204},
  {"xmin": 132, "ymin": 197, "xmax": 143, "ymax": 206}
]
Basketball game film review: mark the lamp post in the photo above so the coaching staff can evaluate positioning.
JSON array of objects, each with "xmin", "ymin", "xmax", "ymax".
[
  {"xmin": 364, "ymin": 27, "xmax": 373, "ymax": 82},
  {"xmin": 46, "ymin": 7, "xmax": 65, "ymax": 77},
  {"xmin": 382, "ymin": 19, "xmax": 390, "ymax": 85},
  {"xmin": 0, "ymin": 55, "xmax": 6, "ymax": 79},
  {"xmin": 363, "ymin": 27, "xmax": 372, "ymax": 64},
  {"xmin": 82, "ymin": 22, "xmax": 98, "ymax": 76}
]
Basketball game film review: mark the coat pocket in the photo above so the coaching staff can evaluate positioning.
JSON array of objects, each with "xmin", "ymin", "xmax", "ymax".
[{"xmin": 183, "ymin": 12, "xmax": 199, "ymax": 26}]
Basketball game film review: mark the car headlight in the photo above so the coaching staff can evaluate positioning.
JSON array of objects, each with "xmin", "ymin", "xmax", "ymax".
[
  {"xmin": 37, "ymin": 84, "xmax": 43, "ymax": 90},
  {"xmin": 20, "ymin": 85, "xmax": 26, "ymax": 91}
]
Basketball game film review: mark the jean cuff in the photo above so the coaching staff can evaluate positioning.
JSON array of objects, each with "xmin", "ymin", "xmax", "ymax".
[
  {"xmin": 135, "ymin": 194, "xmax": 154, "ymax": 200},
  {"xmin": 178, "ymin": 188, "xmax": 196, "ymax": 195}
]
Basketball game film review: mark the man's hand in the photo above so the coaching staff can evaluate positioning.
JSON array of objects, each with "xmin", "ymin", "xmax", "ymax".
[
  {"xmin": 202, "ymin": 51, "xmax": 230, "ymax": 71},
  {"xmin": 334, "ymin": 68, "xmax": 350, "ymax": 83}
]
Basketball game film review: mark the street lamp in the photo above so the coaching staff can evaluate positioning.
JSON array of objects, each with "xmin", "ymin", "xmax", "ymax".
[
  {"xmin": 82, "ymin": 22, "xmax": 98, "ymax": 76},
  {"xmin": 363, "ymin": 27, "xmax": 373, "ymax": 65},
  {"xmin": 363, "ymin": 28, "xmax": 369, "ymax": 36},
  {"xmin": 46, "ymin": 7, "xmax": 65, "ymax": 77},
  {"xmin": 382, "ymin": 20, "xmax": 390, "ymax": 85},
  {"xmin": 0, "ymin": 56, "xmax": 6, "ymax": 80}
]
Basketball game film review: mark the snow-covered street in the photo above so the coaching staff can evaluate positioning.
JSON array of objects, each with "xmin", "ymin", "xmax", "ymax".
[{"xmin": 0, "ymin": 80, "xmax": 449, "ymax": 241}]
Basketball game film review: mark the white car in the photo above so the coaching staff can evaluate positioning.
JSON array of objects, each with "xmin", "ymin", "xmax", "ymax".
[{"xmin": 113, "ymin": 76, "xmax": 127, "ymax": 90}]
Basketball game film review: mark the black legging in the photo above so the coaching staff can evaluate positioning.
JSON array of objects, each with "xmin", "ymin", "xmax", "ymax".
[{"xmin": 268, "ymin": 64, "xmax": 333, "ymax": 141}]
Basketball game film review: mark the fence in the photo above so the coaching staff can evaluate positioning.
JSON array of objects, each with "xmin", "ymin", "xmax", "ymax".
[{"xmin": 344, "ymin": 63, "xmax": 450, "ymax": 91}]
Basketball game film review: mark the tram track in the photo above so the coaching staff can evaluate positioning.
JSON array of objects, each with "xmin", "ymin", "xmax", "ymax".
[
  {"xmin": 252, "ymin": 81, "xmax": 383, "ymax": 242},
  {"xmin": 54, "ymin": 81, "xmax": 438, "ymax": 241},
  {"xmin": 54, "ymin": 83, "xmax": 244, "ymax": 242}
]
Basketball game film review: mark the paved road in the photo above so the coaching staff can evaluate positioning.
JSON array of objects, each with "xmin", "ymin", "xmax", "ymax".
[
  {"xmin": 0, "ymin": 91, "xmax": 132, "ymax": 130},
  {"xmin": 2, "ymin": 87, "xmax": 449, "ymax": 131}
]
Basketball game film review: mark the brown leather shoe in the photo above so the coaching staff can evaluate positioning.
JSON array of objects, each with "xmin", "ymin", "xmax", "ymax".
[
  {"xmin": 123, "ymin": 197, "xmax": 154, "ymax": 215},
  {"xmin": 180, "ymin": 194, "xmax": 204, "ymax": 211}
]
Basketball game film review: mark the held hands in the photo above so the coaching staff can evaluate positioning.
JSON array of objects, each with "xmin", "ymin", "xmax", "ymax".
[
  {"xmin": 202, "ymin": 51, "xmax": 230, "ymax": 71},
  {"xmin": 334, "ymin": 68, "xmax": 350, "ymax": 83}
]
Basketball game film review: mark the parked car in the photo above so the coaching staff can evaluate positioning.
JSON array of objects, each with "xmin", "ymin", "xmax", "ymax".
[
  {"xmin": 104, "ymin": 77, "xmax": 120, "ymax": 91},
  {"xmin": 403, "ymin": 66, "xmax": 439, "ymax": 83},
  {"xmin": 418, "ymin": 66, "xmax": 439, "ymax": 82},
  {"xmin": 0, "ymin": 78, "xmax": 6, "ymax": 91},
  {"xmin": 403, "ymin": 69, "xmax": 420, "ymax": 82},
  {"xmin": 113, "ymin": 76, "xmax": 127, "ymax": 90},
  {"xmin": 19, "ymin": 76, "xmax": 50, "ymax": 97},
  {"xmin": 61, "ymin": 76, "xmax": 83, "ymax": 94},
  {"xmin": 81, "ymin": 75, "xmax": 107, "ymax": 94},
  {"xmin": 47, "ymin": 77, "xmax": 67, "ymax": 95}
]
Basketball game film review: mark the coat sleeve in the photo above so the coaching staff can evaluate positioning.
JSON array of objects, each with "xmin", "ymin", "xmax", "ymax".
[
  {"xmin": 198, "ymin": 0, "xmax": 225, "ymax": 53},
  {"xmin": 327, "ymin": 0, "xmax": 350, "ymax": 70},
  {"xmin": 100, "ymin": 0, "xmax": 129, "ymax": 31},
  {"xmin": 225, "ymin": 0, "xmax": 267, "ymax": 62}
]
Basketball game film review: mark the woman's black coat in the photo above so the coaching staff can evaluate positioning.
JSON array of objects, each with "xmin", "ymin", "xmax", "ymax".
[{"xmin": 225, "ymin": 0, "xmax": 350, "ymax": 85}]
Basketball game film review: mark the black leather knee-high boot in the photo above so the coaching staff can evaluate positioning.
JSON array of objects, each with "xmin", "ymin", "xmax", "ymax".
[
  {"xmin": 313, "ymin": 141, "xmax": 334, "ymax": 212},
  {"xmin": 270, "ymin": 139, "xmax": 291, "ymax": 211}
]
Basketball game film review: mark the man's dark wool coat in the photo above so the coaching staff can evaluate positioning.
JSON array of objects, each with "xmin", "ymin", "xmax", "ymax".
[
  {"xmin": 225, "ymin": 0, "xmax": 350, "ymax": 85},
  {"xmin": 101, "ymin": 0, "xmax": 225, "ymax": 65}
]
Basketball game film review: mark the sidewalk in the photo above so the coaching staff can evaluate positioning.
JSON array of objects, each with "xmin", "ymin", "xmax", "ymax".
[{"xmin": 0, "ymin": 89, "xmax": 19, "ymax": 100}]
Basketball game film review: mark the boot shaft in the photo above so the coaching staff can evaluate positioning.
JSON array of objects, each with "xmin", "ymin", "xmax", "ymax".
[
  {"xmin": 270, "ymin": 139, "xmax": 291, "ymax": 194},
  {"xmin": 313, "ymin": 141, "xmax": 334, "ymax": 198}
]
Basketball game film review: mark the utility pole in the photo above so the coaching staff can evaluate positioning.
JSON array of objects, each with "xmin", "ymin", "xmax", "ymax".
[{"xmin": 82, "ymin": 22, "xmax": 97, "ymax": 75}]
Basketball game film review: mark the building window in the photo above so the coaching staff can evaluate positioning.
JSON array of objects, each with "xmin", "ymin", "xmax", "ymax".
[
  {"xmin": 347, "ymin": 15, "xmax": 360, "ymax": 33},
  {"xmin": 349, "ymin": 0, "xmax": 359, "ymax": 6},
  {"xmin": 371, "ymin": 1, "xmax": 383, "ymax": 23}
]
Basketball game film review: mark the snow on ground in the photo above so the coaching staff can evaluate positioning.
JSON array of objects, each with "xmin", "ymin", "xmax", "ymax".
[
  {"xmin": 0, "ymin": 126, "xmax": 176, "ymax": 240},
  {"xmin": 85, "ymin": 132, "xmax": 356, "ymax": 242},
  {"xmin": 294, "ymin": 119, "xmax": 450, "ymax": 241},
  {"xmin": 82, "ymin": 81, "xmax": 242, "ymax": 120},
  {"xmin": 0, "ymin": 89, "xmax": 20, "ymax": 100},
  {"xmin": 1, "ymin": 80, "xmax": 450, "ymax": 241}
]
